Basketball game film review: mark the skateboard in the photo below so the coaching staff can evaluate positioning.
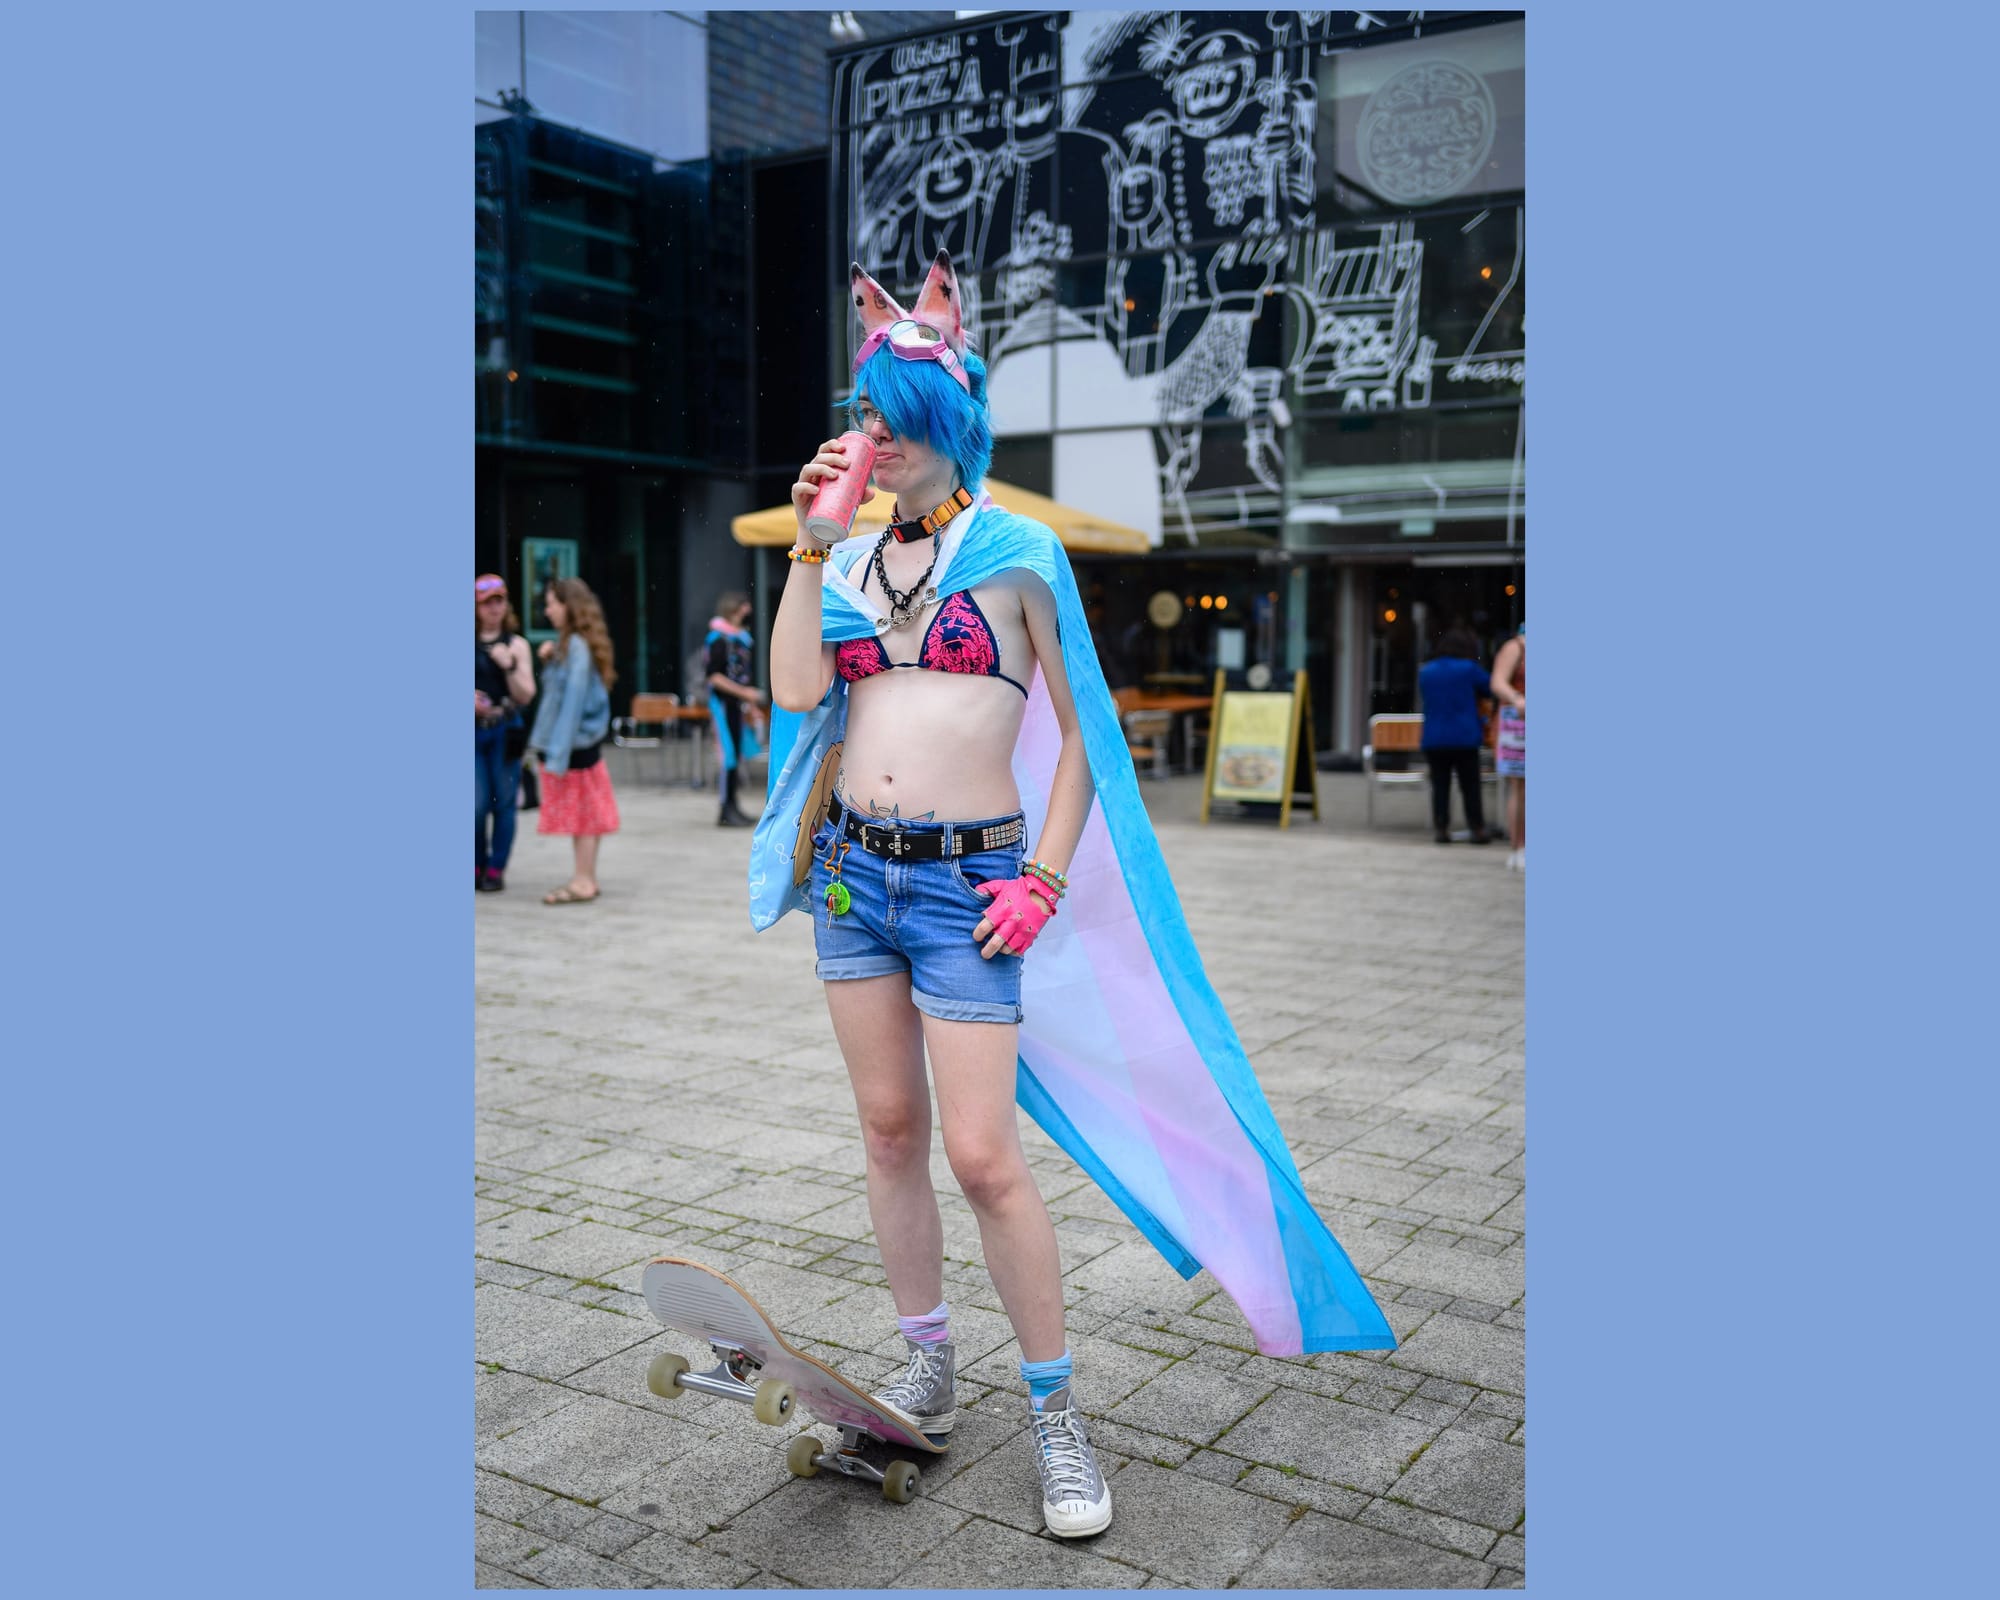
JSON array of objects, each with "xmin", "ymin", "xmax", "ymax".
[{"xmin": 640, "ymin": 1255, "xmax": 946, "ymax": 1504}]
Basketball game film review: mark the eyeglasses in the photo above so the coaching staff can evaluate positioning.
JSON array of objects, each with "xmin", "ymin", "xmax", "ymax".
[
  {"xmin": 848, "ymin": 401, "xmax": 889, "ymax": 435},
  {"xmin": 852, "ymin": 318, "xmax": 971, "ymax": 394}
]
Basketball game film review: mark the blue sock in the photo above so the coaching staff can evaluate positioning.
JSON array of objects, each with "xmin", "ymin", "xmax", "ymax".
[
  {"xmin": 1020, "ymin": 1350, "xmax": 1073, "ymax": 1408},
  {"xmin": 897, "ymin": 1300, "xmax": 951, "ymax": 1347}
]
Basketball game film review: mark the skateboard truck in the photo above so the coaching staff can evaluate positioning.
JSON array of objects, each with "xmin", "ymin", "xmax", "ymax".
[
  {"xmin": 648, "ymin": 1342, "xmax": 797, "ymax": 1426},
  {"xmin": 787, "ymin": 1428, "xmax": 921, "ymax": 1503}
]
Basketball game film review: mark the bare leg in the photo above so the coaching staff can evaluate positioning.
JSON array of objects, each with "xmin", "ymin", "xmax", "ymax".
[
  {"xmin": 924, "ymin": 1013, "xmax": 1066, "ymax": 1363},
  {"xmin": 825, "ymin": 973, "xmax": 945, "ymax": 1315},
  {"xmin": 1507, "ymin": 778, "xmax": 1526, "ymax": 850},
  {"xmin": 572, "ymin": 834, "xmax": 601, "ymax": 894}
]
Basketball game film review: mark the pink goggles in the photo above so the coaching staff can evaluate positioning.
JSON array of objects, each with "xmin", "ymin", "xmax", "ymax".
[{"xmin": 852, "ymin": 318, "xmax": 970, "ymax": 394}]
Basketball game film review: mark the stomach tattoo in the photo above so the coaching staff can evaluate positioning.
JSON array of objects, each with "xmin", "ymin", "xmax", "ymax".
[{"xmin": 833, "ymin": 773, "xmax": 933, "ymax": 822}]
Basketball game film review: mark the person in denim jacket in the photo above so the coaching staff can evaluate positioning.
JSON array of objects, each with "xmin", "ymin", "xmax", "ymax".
[{"xmin": 527, "ymin": 577, "xmax": 619, "ymax": 904}]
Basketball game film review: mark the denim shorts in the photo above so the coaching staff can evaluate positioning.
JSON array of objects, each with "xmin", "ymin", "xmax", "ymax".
[{"xmin": 808, "ymin": 811, "xmax": 1027, "ymax": 1024}]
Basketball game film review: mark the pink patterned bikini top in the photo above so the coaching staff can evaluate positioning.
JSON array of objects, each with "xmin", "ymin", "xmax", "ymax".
[{"xmin": 835, "ymin": 589, "xmax": 1028, "ymax": 698}]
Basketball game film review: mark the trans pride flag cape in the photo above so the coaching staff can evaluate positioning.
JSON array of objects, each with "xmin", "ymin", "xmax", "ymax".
[{"xmin": 748, "ymin": 496, "xmax": 1393, "ymax": 1356}]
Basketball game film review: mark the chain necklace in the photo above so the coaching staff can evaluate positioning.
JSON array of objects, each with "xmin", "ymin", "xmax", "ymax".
[{"xmin": 870, "ymin": 527, "xmax": 942, "ymax": 630}]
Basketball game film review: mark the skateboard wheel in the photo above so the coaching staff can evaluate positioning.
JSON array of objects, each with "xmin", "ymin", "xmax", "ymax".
[
  {"xmin": 646, "ymin": 1351, "xmax": 691, "ymax": 1400},
  {"xmin": 753, "ymin": 1378, "xmax": 796, "ymax": 1426},
  {"xmin": 882, "ymin": 1460, "xmax": 919, "ymax": 1504},
  {"xmin": 786, "ymin": 1434, "xmax": 822, "ymax": 1478}
]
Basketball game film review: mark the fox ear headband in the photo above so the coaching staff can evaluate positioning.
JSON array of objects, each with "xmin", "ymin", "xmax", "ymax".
[{"xmin": 850, "ymin": 249, "xmax": 972, "ymax": 395}]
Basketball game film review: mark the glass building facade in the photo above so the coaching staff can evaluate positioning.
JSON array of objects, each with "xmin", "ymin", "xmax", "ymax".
[
  {"xmin": 829, "ymin": 10, "xmax": 1526, "ymax": 754},
  {"xmin": 474, "ymin": 10, "xmax": 951, "ymax": 701}
]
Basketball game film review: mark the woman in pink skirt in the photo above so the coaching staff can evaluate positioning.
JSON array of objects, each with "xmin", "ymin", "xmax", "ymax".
[{"xmin": 527, "ymin": 577, "xmax": 620, "ymax": 904}]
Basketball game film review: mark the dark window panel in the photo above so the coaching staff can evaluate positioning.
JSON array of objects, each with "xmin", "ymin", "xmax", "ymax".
[{"xmin": 989, "ymin": 435, "xmax": 1053, "ymax": 496}]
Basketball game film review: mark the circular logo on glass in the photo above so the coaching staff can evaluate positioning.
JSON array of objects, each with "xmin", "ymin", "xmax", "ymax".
[
  {"xmin": 1356, "ymin": 60, "xmax": 1496, "ymax": 205},
  {"xmin": 919, "ymin": 136, "xmax": 982, "ymax": 219}
]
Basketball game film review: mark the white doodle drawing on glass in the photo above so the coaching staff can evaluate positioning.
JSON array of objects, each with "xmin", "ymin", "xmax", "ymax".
[{"xmin": 833, "ymin": 12, "xmax": 1520, "ymax": 544}]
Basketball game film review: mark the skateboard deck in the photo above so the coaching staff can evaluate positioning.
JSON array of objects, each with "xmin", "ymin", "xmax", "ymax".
[{"xmin": 641, "ymin": 1255, "xmax": 946, "ymax": 1455}]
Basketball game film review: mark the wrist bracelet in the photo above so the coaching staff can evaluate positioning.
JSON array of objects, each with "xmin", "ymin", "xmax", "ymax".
[
  {"xmin": 788, "ymin": 546, "xmax": 830, "ymax": 564},
  {"xmin": 1022, "ymin": 860, "xmax": 1068, "ymax": 898}
]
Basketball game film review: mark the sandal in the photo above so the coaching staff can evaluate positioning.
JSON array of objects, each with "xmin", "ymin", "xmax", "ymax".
[{"xmin": 542, "ymin": 884, "xmax": 600, "ymax": 905}]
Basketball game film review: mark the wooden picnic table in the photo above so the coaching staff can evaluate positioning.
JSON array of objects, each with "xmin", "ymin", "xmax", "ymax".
[
  {"xmin": 1114, "ymin": 690, "xmax": 1213, "ymax": 774},
  {"xmin": 1121, "ymin": 692, "xmax": 1212, "ymax": 716}
]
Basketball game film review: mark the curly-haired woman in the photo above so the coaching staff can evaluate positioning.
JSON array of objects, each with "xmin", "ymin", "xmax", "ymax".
[{"xmin": 527, "ymin": 577, "xmax": 619, "ymax": 905}]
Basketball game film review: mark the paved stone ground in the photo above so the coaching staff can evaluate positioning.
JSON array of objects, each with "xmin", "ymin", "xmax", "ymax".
[{"xmin": 475, "ymin": 760, "xmax": 1524, "ymax": 1589}]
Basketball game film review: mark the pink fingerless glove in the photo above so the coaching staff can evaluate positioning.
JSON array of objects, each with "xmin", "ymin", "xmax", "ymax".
[{"xmin": 975, "ymin": 876, "xmax": 1059, "ymax": 954}]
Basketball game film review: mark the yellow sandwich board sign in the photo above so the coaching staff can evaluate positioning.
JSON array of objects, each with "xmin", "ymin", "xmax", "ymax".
[{"xmin": 1200, "ymin": 669, "xmax": 1321, "ymax": 828}]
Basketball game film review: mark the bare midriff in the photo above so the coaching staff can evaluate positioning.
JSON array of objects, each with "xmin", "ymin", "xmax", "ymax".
[{"xmin": 837, "ymin": 666, "xmax": 1026, "ymax": 822}]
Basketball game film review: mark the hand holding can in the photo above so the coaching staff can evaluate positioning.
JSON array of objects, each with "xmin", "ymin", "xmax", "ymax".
[{"xmin": 803, "ymin": 431, "xmax": 878, "ymax": 545}]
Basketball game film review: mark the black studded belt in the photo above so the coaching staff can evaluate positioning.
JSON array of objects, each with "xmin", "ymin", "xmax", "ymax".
[{"xmin": 824, "ymin": 797, "xmax": 1025, "ymax": 860}]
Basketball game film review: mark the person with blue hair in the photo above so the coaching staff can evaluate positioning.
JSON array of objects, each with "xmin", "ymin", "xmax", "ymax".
[{"xmin": 756, "ymin": 251, "xmax": 1392, "ymax": 1538}]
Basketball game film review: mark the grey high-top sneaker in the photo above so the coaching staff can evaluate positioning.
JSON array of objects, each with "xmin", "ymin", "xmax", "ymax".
[
  {"xmin": 1029, "ymin": 1385, "xmax": 1113, "ymax": 1537},
  {"xmin": 873, "ymin": 1338, "xmax": 957, "ymax": 1436}
]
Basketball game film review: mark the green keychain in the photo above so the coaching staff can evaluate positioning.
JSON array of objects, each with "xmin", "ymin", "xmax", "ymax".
[{"xmin": 823, "ymin": 837, "xmax": 853, "ymax": 925}]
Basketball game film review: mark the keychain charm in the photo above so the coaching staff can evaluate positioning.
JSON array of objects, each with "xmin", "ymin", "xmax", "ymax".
[{"xmin": 822, "ymin": 836, "xmax": 854, "ymax": 926}]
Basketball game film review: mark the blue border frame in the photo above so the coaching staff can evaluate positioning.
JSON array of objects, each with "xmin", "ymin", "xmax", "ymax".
[{"xmin": 18, "ymin": 2, "xmax": 1992, "ymax": 1595}]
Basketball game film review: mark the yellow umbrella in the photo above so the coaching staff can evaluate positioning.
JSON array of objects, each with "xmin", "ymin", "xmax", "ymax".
[{"xmin": 730, "ymin": 479, "xmax": 1150, "ymax": 555}]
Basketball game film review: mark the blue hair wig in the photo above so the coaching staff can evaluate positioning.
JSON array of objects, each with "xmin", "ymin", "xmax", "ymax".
[{"xmin": 839, "ymin": 343, "xmax": 992, "ymax": 492}]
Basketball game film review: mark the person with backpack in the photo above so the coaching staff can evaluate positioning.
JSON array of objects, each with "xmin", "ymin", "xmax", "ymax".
[{"xmin": 705, "ymin": 592, "xmax": 767, "ymax": 828}]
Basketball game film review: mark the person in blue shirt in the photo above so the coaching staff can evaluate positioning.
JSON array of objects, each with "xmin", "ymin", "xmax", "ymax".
[{"xmin": 1417, "ymin": 627, "xmax": 1494, "ymax": 846}]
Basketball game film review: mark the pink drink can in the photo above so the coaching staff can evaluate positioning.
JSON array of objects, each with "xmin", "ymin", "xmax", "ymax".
[{"xmin": 804, "ymin": 431, "xmax": 878, "ymax": 545}]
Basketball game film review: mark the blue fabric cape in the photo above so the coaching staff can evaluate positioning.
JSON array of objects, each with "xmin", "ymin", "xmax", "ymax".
[{"xmin": 747, "ymin": 496, "xmax": 1393, "ymax": 1355}]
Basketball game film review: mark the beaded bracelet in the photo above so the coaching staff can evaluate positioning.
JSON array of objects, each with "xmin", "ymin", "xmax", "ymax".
[
  {"xmin": 1022, "ymin": 860, "xmax": 1068, "ymax": 898},
  {"xmin": 787, "ymin": 545, "xmax": 830, "ymax": 564}
]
